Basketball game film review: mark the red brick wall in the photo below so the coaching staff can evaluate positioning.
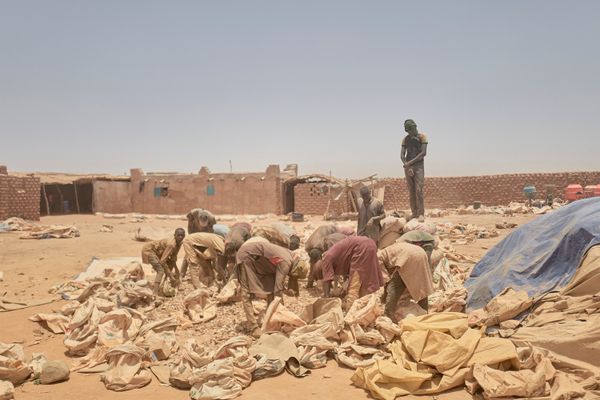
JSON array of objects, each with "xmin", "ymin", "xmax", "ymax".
[
  {"xmin": 379, "ymin": 171, "xmax": 600, "ymax": 210},
  {"xmin": 0, "ymin": 175, "xmax": 41, "ymax": 220},
  {"xmin": 127, "ymin": 168, "xmax": 283, "ymax": 215},
  {"xmin": 293, "ymin": 183, "xmax": 331, "ymax": 215},
  {"xmin": 293, "ymin": 183, "xmax": 354, "ymax": 215}
]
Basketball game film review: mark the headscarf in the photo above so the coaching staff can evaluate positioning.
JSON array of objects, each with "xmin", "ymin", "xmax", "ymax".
[
  {"xmin": 404, "ymin": 119, "xmax": 417, "ymax": 129},
  {"xmin": 308, "ymin": 248, "xmax": 323, "ymax": 263}
]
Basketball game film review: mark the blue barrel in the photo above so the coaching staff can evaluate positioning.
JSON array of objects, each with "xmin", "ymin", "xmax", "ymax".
[
  {"xmin": 63, "ymin": 200, "xmax": 70, "ymax": 213},
  {"xmin": 523, "ymin": 186, "xmax": 537, "ymax": 198}
]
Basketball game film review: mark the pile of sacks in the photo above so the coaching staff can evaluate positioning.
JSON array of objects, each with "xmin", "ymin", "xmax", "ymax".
[
  {"xmin": 467, "ymin": 250, "xmax": 600, "ymax": 368},
  {"xmin": 30, "ymin": 258, "xmax": 180, "ymax": 391},
  {"xmin": 28, "ymin": 252, "xmax": 599, "ymax": 399},
  {"xmin": 428, "ymin": 257, "xmax": 470, "ymax": 313},
  {"xmin": 453, "ymin": 201, "xmax": 566, "ymax": 216},
  {"xmin": 351, "ymin": 312, "xmax": 599, "ymax": 399},
  {"xmin": 32, "ymin": 276, "xmax": 420, "ymax": 398},
  {"xmin": 0, "ymin": 342, "xmax": 70, "ymax": 398},
  {"xmin": 0, "ymin": 217, "xmax": 79, "ymax": 239},
  {"xmin": 0, "ymin": 218, "xmax": 36, "ymax": 231},
  {"xmin": 455, "ymin": 202, "xmax": 532, "ymax": 216},
  {"xmin": 436, "ymin": 222, "xmax": 499, "ymax": 245}
]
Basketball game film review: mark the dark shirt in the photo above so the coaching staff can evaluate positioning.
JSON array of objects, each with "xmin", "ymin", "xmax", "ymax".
[{"xmin": 402, "ymin": 133, "xmax": 428, "ymax": 167}]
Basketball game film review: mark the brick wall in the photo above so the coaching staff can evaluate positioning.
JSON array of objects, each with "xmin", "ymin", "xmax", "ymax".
[
  {"xmin": 0, "ymin": 175, "xmax": 41, "ymax": 220},
  {"xmin": 293, "ymin": 183, "xmax": 355, "ymax": 215},
  {"xmin": 293, "ymin": 183, "xmax": 331, "ymax": 215},
  {"xmin": 379, "ymin": 171, "xmax": 600, "ymax": 210},
  {"xmin": 126, "ymin": 166, "xmax": 284, "ymax": 215}
]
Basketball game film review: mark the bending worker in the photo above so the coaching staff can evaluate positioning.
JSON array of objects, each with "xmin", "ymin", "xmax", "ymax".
[
  {"xmin": 236, "ymin": 238, "xmax": 307, "ymax": 338},
  {"xmin": 141, "ymin": 228, "xmax": 185, "ymax": 296},
  {"xmin": 378, "ymin": 239, "xmax": 434, "ymax": 322},
  {"xmin": 182, "ymin": 232, "xmax": 227, "ymax": 288},
  {"xmin": 319, "ymin": 235, "xmax": 384, "ymax": 310}
]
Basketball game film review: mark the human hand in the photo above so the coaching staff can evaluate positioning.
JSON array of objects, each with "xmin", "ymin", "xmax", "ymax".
[{"xmin": 275, "ymin": 292, "xmax": 285, "ymax": 305}]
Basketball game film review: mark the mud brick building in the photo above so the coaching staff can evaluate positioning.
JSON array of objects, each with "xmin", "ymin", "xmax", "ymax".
[
  {"xmin": 0, "ymin": 166, "xmax": 41, "ymax": 220},
  {"xmin": 3, "ymin": 163, "xmax": 600, "ymax": 218}
]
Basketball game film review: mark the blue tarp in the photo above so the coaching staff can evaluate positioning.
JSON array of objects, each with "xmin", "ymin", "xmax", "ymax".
[{"xmin": 465, "ymin": 197, "xmax": 600, "ymax": 311}]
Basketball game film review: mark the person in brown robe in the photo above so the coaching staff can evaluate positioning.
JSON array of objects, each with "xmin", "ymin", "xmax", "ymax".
[
  {"xmin": 182, "ymin": 232, "xmax": 226, "ymax": 289},
  {"xmin": 305, "ymin": 224, "xmax": 354, "ymax": 288},
  {"xmin": 180, "ymin": 208, "xmax": 217, "ymax": 277},
  {"xmin": 252, "ymin": 222, "xmax": 301, "ymax": 250},
  {"xmin": 378, "ymin": 241, "xmax": 434, "ymax": 321},
  {"xmin": 236, "ymin": 240, "xmax": 305, "ymax": 338},
  {"xmin": 319, "ymin": 236, "xmax": 384, "ymax": 310},
  {"xmin": 216, "ymin": 222, "xmax": 254, "ymax": 279},
  {"xmin": 141, "ymin": 228, "xmax": 185, "ymax": 296}
]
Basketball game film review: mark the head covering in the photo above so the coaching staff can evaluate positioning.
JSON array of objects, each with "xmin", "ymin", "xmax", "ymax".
[
  {"xmin": 404, "ymin": 119, "xmax": 417, "ymax": 129},
  {"xmin": 359, "ymin": 186, "xmax": 371, "ymax": 196},
  {"xmin": 290, "ymin": 258, "xmax": 308, "ymax": 279},
  {"xmin": 308, "ymin": 248, "xmax": 323, "ymax": 263},
  {"xmin": 289, "ymin": 234, "xmax": 301, "ymax": 250}
]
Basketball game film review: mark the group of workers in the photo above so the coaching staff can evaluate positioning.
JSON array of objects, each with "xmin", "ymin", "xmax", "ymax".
[{"xmin": 141, "ymin": 119, "xmax": 432, "ymax": 337}]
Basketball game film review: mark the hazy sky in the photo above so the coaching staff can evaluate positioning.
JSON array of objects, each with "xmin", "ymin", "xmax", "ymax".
[{"xmin": 1, "ymin": 1, "xmax": 599, "ymax": 178}]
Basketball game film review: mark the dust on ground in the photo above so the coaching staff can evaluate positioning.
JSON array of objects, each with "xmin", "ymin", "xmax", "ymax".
[{"xmin": 0, "ymin": 212, "xmax": 537, "ymax": 400}]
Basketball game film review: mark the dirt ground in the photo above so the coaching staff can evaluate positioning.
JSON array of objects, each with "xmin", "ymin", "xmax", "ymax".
[{"xmin": 0, "ymin": 212, "xmax": 537, "ymax": 400}]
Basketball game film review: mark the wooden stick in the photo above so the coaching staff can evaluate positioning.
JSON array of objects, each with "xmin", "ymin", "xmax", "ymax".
[
  {"xmin": 73, "ymin": 182, "xmax": 81, "ymax": 213},
  {"xmin": 56, "ymin": 185, "xmax": 64, "ymax": 213},
  {"xmin": 42, "ymin": 184, "xmax": 50, "ymax": 216},
  {"xmin": 324, "ymin": 199, "xmax": 331, "ymax": 220}
]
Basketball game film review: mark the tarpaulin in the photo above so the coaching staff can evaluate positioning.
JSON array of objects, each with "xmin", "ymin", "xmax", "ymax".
[{"xmin": 466, "ymin": 197, "xmax": 600, "ymax": 310}]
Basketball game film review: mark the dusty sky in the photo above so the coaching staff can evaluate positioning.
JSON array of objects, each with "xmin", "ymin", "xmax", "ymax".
[{"xmin": 1, "ymin": 1, "xmax": 599, "ymax": 178}]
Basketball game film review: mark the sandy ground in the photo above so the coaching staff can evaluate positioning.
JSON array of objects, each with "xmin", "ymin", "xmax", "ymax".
[{"xmin": 0, "ymin": 212, "xmax": 537, "ymax": 400}]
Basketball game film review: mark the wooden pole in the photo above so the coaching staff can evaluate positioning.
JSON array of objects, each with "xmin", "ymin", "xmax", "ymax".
[
  {"xmin": 56, "ymin": 185, "xmax": 65, "ymax": 214},
  {"xmin": 91, "ymin": 180, "xmax": 96, "ymax": 213},
  {"xmin": 324, "ymin": 199, "xmax": 331, "ymax": 220},
  {"xmin": 73, "ymin": 182, "xmax": 81, "ymax": 213},
  {"xmin": 41, "ymin": 184, "xmax": 50, "ymax": 216}
]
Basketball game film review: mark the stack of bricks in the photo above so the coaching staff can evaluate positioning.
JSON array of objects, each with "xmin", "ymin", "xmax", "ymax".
[
  {"xmin": 0, "ymin": 167, "xmax": 41, "ymax": 221},
  {"xmin": 379, "ymin": 171, "xmax": 600, "ymax": 210}
]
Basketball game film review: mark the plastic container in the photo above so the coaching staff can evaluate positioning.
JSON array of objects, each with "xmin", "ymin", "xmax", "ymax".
[
  {"xmin": 565, "ymin": 184, "xmax": 583, "ymax": 202},
  {"xmin": 523, "ymin": 186, "xmax": 537, "ymax": 200},
  {"xmin": 291, "ymin": 212, "xmax": 304, "ymax": 222}
]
